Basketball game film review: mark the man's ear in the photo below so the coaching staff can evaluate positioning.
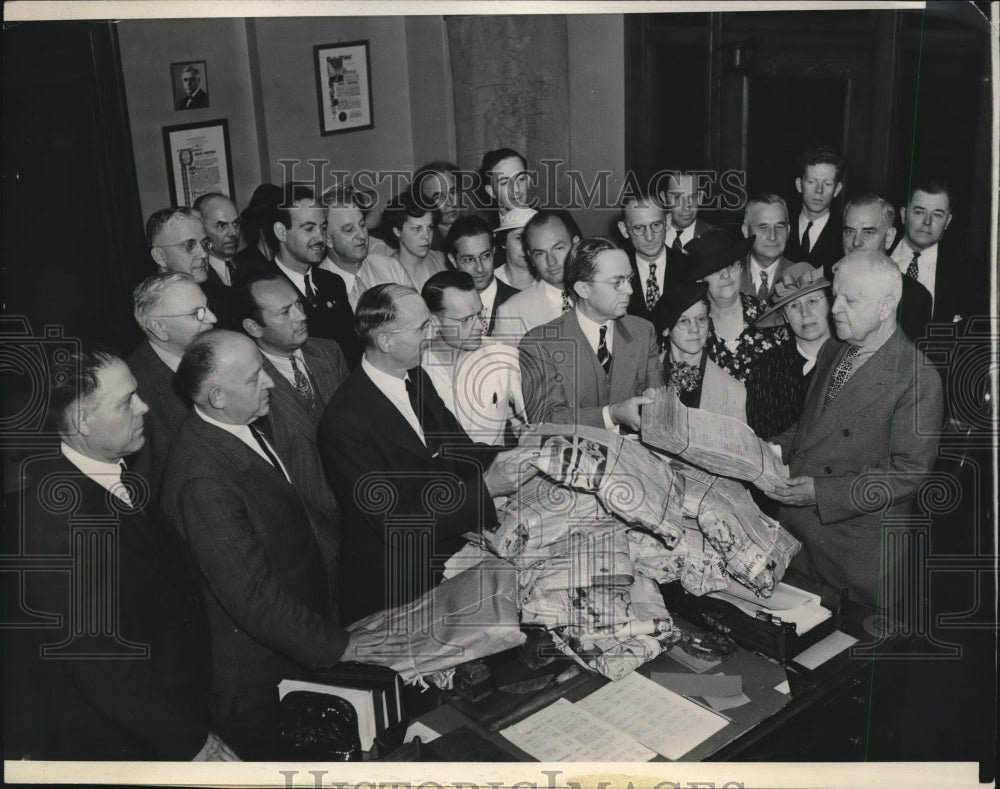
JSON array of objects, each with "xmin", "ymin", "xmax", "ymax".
[
  {"xmin": 878, "ymin": 295, "xmax": 898, "ymax": 323},
  {"xmin": 833, "ymin": 182, "xmax": 844, "ymax": 199},
  {"xmin": 883, "ymin": 227, "xmax": 897, "ymax": 252},
  {"xmin": 207, "ymin": 384, "xmax": 225, "ymax": 411},
  {"xmin": 944, "ymin": 212, "xmax": 953, "ymax": 233},
  {"xmin": 572, "ymin": 280, "xmax": 589, "ymax": 300},
  {"xmin": 794, "ymin": 177, "xmax": 803, "ymax": 196},
  {"xmin": 146, "ymin": 318, "xmax": 169, "ymax": 343},
  {"xmin": 447, "ymin": 252, "xmax": 456, "ymax": 269},
  {"xmin": 485, "ymin": 181, "xmax": 496, "ymax": 201},
  {"xmin": 898, "ymin": 206, "xmax": 907, "ymax": 228},
  {"xmin": 70, "ymin": 402, "xmax": 90, "ymax": 438},
  {"xmin": 742, "ymin": 222, "xmax": 751, "ymax": 239},
  {"xmin": 273, "ymin": 221, "xmax": 288, "ymax": 244},
  {"xmin": 616, "ymin": 220, "xmax": 629, "ymax": 240},
  {"xmin": 242, "ymin": 318, "xmax": 264, "ymax": 339},
  {"xmin": 375, "ymin": 330, "xmax": 392, "ymax": 354},
  {"xmin": 150, "ymin": 247, "xmax": 166, "ymax": 268}
]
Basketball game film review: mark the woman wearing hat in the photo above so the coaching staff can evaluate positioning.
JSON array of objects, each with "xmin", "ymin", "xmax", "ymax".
[
  {"xmin": 745, "ymin": 262, "xmax": 834, "ymax": 439},
  {"xmin": 493, "ymin": 207, "xmax": 538, "ymax": 290},
  {"xmin": 683, "ymin": 228, "xmax": 790, "ymax": 385},
  {"xmin": 651, "ymin": 280, "xmax": 747, "ymax": 421}
]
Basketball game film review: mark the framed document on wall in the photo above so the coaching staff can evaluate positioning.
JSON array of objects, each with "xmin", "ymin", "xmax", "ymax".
[
  {"xmin": 162, "ymin": 119, "xmax": 234, "ymax": 207},
  {"xmin": 314, "ymin": 40, "xmax": 374, "ymax": 135}
]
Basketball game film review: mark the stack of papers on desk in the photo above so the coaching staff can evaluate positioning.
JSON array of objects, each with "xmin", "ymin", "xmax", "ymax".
[
  {"xmin": 708, "ymin": 580, "xmax": 831, "ymax": 635},
  {"xmin": 500, "ymin": 672, "xmax": 728, "ymax": 761}
]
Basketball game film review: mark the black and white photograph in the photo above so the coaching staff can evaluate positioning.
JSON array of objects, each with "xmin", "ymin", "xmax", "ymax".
[
  {"xmin": 171, "ymin": 60, "xmax": 210, "ymax": 110},
  {"xmin": 2, "ymin": 2, "xmax": 996, "ymax": 788}
]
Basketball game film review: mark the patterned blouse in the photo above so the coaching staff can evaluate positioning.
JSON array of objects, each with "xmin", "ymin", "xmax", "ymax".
[{"xmin": 706, "ymin": 292, "xmax": 789, "ymax": 385}]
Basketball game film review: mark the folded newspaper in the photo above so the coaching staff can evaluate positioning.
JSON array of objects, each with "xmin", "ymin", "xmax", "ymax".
[{"xmin": 641, "ymin": 386, "xmax": 790, "ymax": 494}]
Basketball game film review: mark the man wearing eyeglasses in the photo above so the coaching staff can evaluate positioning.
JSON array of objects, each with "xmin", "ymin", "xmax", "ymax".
[
  {"xmin": 519, "ymin": 237, "xmax": 661, "ymax": 432},
  {"xmin": 445, "ymin": 215, "xmax": 517, "ymax": 336},
  {"xmin": 745, "ymin": 262, "xmax": 834, "ymax": 441},
  {"xmin": 421, "ymin": 270, "xmax": 526, "ymax": 447},
  {"xmin": 618, "ymin": 191, "xmax": 669, "ymax": 321},
  {"xmin": 127, "ymin": 271, "xmax": 217, "ymax": 501},
  {"xmin": 147, "ymin": 206, "xmax": 212, "ymax": 284},
  {"xmin": 319, "ymin": 283, "xmax": 531, "ymax": 622}
]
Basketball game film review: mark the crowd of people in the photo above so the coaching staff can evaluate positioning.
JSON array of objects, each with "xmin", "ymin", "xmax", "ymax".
[{"xmin": 6, "ymin": 143, "xmax": 982, "ymax": 761}]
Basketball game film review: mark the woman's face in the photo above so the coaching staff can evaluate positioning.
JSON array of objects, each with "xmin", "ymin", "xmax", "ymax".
[
  {"xmin": 667, "ymin": 300, "xmax": 710, "ymax": 356},
  {"xmin": 703, "ymin": 261, "xmax": 741, "ymax": 302}
]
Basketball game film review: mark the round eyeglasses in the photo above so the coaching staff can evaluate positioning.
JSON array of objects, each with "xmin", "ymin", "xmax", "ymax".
[
  {"xmin": 152, "ymin": 306, "xmax": 211, "ymax": 322},
  {"xmin": 156, "ymin": 237, "xmax": 212, "ymax": 255}
]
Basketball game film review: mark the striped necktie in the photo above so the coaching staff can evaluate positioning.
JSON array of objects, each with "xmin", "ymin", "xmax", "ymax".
[{"xmin": 597, "ymin": 325, "xmax": 612, "ymax": 376}]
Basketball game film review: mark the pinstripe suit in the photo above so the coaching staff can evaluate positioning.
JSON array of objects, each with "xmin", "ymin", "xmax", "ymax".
[
  {"xmin": 161, "ymin": 413, "xmax": 349, "ymax": 703},
  {"xmin": 258, "ymin": 338, "xmax": 348, "ymax": 583}
]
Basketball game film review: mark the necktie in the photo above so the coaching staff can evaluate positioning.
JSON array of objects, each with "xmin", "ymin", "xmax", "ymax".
[
  {"xmin": 824, "ymin": 344, "xmax": 861, "ymax": 408},
  {"xmin": 905, "ymin": 251, "xmax": 920, "ymax": 280},
  {"xmin": 645, "ymin": 262, "xmax": 660, "ymax": 311},
  {"xmin": 249, "ymin": 423, "xmax": 285, "ymax": 476},
  {"xmin": 304, "ymin": 272, "xmax": 316, "ymax": 301},
  {"xmin": 757, "ymin": 270, "xmax": 769, "ymax": 302},
  {"xmin": 116, "ymin": 460, "xmax": 133, "ymax": 507},
  {"xmin": 225, "ymin": 260, "xmax": 238, "ymax": 284},
  {"xmin": 562, "ymin": 292, "xmax": 573, "ymax": 313},
  {"xmin": 801, "ymin": 221, "xmax": 813, "ymax": 255},
  {"xmin": 597, "ymin": 324, "xmax": 612, "ymax": 376},
  {"xmin": 289, "ymin": 354, "xmax": 315, "ymax": 405},
  {"xmin": 672, "ymin": 229, "xmax": 685, "ymax": 253},
  {"xmin": 405, "ymin": 374, "xmax": 437, "ymax": 454}
]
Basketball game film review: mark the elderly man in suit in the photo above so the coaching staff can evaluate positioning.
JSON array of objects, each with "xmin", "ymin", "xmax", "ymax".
[
  {"xmin": 4, "ymin": 349, "xmax": 236, "ymax": 761},
  {"xmin": 177, "ymin": 65, "xmax": 208, "ymax": 109},
  {"xmin": 766, "ymin": 251, "xmax": 944, "ymax": 610},
  {"xmin": 740, "ymin": 194, "xmax": 795, "ymax": 301},
  {"xmin": 784, "ymin": 145, "xmax": 846, "ymax": 277},
  {"xmin": 659, "ymin": 172, "xmax": 717, "ymax": 253},
  {"xmin": 237, "ymin": 271, "xmax": 349, "ymax": 602},
  {"xmin": 162, "ymin": 330, "xmax": 397, "ymax": 754},
  {"xmin": 127, "ymin": 271, "xmax": 216, "ymax": 500},
  {"xmin": 519, "ymin": 237, "xmax": 661, "ymax": 432},
  {"xmin": 147, "ymin": 206, "xmax": 212, "ymax": 284},
  {"xmin": 445, "ymin": 214, "xmax": 518, "ymax": 336},
  {"xmin": 265, "ymin": 182, "xmax": 361, "ymax": 366},
  {"xmin": 319, "ymin": 284, "xmax": 534, "ymax": 623},
  {"xmin": 494, "ymin": 210, "xmax": 581, "ymax": 340}
]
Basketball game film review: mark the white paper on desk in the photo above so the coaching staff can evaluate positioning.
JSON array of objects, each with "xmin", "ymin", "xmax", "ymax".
[
  {"xmin": 576, "ymin": 672, "xmax": 729, "ymax": 760},
  {"xmin": 793, "ymin": 630, "xmax": 859, "ymax": 670},
  {"xmin": 404, "ymin": 721, "xmax": 441, "ymax": 744},
  {"xmin": 500, "ymin": 698, "xmax": 655, "ymax": 762}
]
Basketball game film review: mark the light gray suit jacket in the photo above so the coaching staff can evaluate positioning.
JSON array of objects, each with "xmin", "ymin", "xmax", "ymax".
[
  {"xmin": 773, "ymin": 329, "xmax": 943, "ymax": 607},
  {"xmin": 519, "ymin": 310, "xmax": 661, "ymax": 428},
  {"xmin": 494, "ymin": 280, "xmax": 563, "ymax": 341}
]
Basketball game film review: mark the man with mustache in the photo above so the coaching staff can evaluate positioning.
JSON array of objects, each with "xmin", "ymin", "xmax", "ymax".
[
  {"xmin": 519, "ymin": 237, "xmax": 660, "ymax": 432},
  {"xmin": 266, "ymin": 183, "xmax": 361, "ymax": 366},
  {"xmin": 237, "ymin": 271, "xmax": 349, "ymax": 605},
  {"xmin": 739, "ymin": 194, "xmax": 795, "ymax": 301}
]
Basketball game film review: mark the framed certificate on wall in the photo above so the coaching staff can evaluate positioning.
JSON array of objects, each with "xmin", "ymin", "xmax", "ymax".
[
  {"xmin": 162, "ymin": 119, "xmax": 234, "ymax": 207},
  {"xmin": 314, "ymin": 40, "xmax": 374, "ymax": 135}
]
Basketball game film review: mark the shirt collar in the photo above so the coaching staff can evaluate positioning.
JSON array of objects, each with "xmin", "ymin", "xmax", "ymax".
[
  {"xmin": 362, "ymin": 355, "xmax": 409, "ymax": 394},
  {"xmin": 480, "ymin": 277, "xmax": 498, "ymax": 306},
  {"xmin": 274, "ymin": 256, "xmax": 308, "ymax": 295},
  {"xmin": 60, "ymin": 442, "xmax": 130, "ymax": 503},
  {"xmin": 148, "ymin": 340, "xmax": 183, "ymax": 372}
]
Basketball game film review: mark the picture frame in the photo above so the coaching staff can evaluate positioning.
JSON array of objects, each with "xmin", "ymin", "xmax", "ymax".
[
  {"xmin": 314, "ymin": 40, "xmax": 374, "ymax": 135},
  {"xmin": 162, "ymin": 119, "xmax": 235, "ymax": 207},
  {"xmin": 170, "ymin": 60, "xmax": 209, "ymax": 111}
]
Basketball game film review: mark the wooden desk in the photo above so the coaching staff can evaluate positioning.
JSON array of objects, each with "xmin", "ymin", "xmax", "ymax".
[{"xmin": 407, "ymin": 601, "xmax": 906, "ymax": 762}]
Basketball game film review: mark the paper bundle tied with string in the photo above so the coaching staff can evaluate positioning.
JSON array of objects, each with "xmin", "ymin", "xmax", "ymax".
[
  {"xmin": 346, "ymin": 558, "xmax": 526, "ymax": 686},
  {"xmin": 527, "ymin": 424, "xmax": 686, "ymax": 546}
]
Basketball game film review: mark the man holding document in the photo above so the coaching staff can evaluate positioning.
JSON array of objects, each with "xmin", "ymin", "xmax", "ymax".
[{"xmin": 765, "ymin": 251, "xmax": 943, "ymax": 609}]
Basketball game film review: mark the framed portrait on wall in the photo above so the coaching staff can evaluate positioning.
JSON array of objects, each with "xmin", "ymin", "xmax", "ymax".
[
  {"xmin": 314, "ymin": 40, "xmax": 374, "ymax": 135},
  {"xmin": 171, "ymin": 60, "xmax": 209, "ymax": 110},
  {"xmin": 162, "ymin": 119, "xmax": 235, "ymax": 207}
]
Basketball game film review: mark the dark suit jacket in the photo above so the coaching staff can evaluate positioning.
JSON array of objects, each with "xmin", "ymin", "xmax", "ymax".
[
  {"xmin": 486, "ymin": 277, "xmax": 519, "ymax": 335},
  {"xmin": 161, "ymin": 414, "xmax": 349, "ymax": 700},
  {"xmin": 271, "ymin": 262, "xmax": 361, "ymax": 367},
  {"xmin": 4, "ymin": 454, "xmax": 211, "ymax": 760},
  {"xmin": 319, "ymin": 364, "xmax": 500, "ymax": 623},
  {"xmin": 177, "ymin": 88, "xmax": 208, "ymax": 110},
  {"xmin": 259, "ymin": 338, "xmax": 349, "ymax": 577},
  {"xmin": 739, "ymin": 255, "xmax": 795, "ymax": 299},
  {"xmin": 519, "ymin": 310, "xmax": 661, "ymax": 427},
  {"xmin": 773, "ymin": 330, "xmax": 943, "ymax": 607},
  {"xmin": 126, "ymin": 341, "xmax": 189, "ymax": 503},
  {"xmin": 785, "ymin": 208, "xmax": 844, "ymax": 279}
]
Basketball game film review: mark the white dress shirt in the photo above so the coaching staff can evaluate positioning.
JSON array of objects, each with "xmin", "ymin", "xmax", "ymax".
[
  {"xmin": 749, "ymin": 255, "xmax": 780, "ymax": 295},
  {"xmin": 575, "ymin": 307, "xmax": 616, "ymax": 430},
  {"xmin": 61, "ymin": 442, "xmax": 132, "ymax": 506},
  {"xmin": 798, "ymin": 211, "xmax": 830, "ymax": 248},
  {"xmin": 208, "ymin": 254, "xmax": 232, "ymax": 286},
  {"xmin": 479, "ymin": 278, "xmax": 499, "ymax": 326},
  {"xmin": 260, "ymin": 347, "xmax": 309, "ymax": 389},
  {"xmin": 275, "ymin": 256, "xmax": 313, "ymax": 298},
  {"xmin": 669, "ymin": 224, "xmax": 693, "ymax": 249},
  {"xmin": 361, "ymin": 356, "xmax": 425, "ymax": 446},
  {"xmin": 542, "ymin": 280, "xmax": 565, "ymax": 312},
  {"xmin": 891, "ymin": 238, "xmax": 938, "ymax": 306},
  {"xmin": 193, "ymin": 406, "xmax": 292, "ymax": 482}
]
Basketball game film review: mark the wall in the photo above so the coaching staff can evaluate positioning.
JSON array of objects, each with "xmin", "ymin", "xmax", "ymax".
[{"xmin": 118, "ymin": 18, "xmax": 262, "ymax": 223}]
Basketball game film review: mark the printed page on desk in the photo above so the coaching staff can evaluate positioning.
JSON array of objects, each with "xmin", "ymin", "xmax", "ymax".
[
  {"xmin": 576, "ymin": 672, "xmax": 729, "ymax": 760},
  {"xmin": 500, "ymin": 698, "xmax": 655, "ymax": 761}
]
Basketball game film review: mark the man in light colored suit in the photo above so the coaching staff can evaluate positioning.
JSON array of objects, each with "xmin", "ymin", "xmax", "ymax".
[
  {"xmin": 494, "ymin": 209, "xmax": 581, "ymax": 340},
  {"xmin": 519, "ymin": 237, "xmax": 661, "ymax": 432},
  {"xmin": 237, "ymin": 271, "xmax": 349, "ymax": 602},
  {"xmin": 767, "ymin": 251, "xmax": 943, "ymax": 610},
  {"xmin": 127, "ymin": 271, "xmax": 217, "ymax": 500},
  {"xmin": 740, "ymin": 194, "xmax": 795, "ymax": 301}
]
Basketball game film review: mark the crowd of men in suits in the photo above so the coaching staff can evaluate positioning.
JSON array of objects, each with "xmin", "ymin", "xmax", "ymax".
[{"xmin": 5, "ymin": 143, "xmax": 983, "ymax": 760}]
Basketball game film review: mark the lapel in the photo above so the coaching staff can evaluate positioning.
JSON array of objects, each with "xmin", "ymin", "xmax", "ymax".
[
  {"xmin": 609, "ymin": 318, "xmax": 642, "ymax": 402},
  {"xmin": 795, "ymin": 333, "xmax": 903, "ymax": 451},
  {"xmin": 300, "ymin": 339, "xmax": 342, "ymax": 403},
  {"xmin": 260, "ymin": 354, "xmax": 318, "ymax": 443},
  {"xmin": 356, "ymin": 366, "xmax": 434, "ymax": 462},
  {"xmin": 563, "ymin": 311, "xmax": 605, "ymax": 399},
  {"xmin": 187, "ymin": 410, "xmax": 286, "ymax": 481}
]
